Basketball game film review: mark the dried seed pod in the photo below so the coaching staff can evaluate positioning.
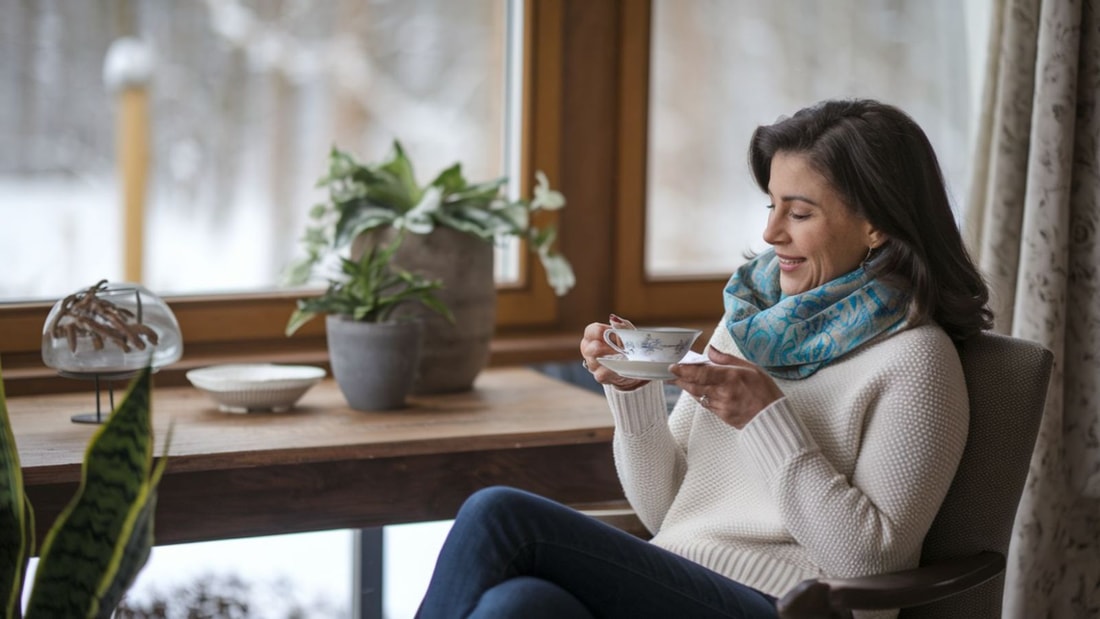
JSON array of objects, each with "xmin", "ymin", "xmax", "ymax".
[
  {"xmin": 64, "ymin": 323, "xmax": 77, "ymax": 353},
  {"xmin": 133, "ymin": 323, "xmax": 159, "ymax": 346},
  {"xmin": 49, "ymin": 280, "xmax": 164, "ymax": 356}
]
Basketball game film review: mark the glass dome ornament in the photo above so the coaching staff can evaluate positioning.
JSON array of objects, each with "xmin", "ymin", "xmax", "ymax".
[{"xmin": 41, "ymin": 279, "xmax": 183, "ymax": 423}]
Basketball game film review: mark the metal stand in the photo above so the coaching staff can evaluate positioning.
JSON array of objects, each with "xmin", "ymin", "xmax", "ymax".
[{"xmin": 57, "ymin": 370, "xmax": 139, "ymax": 424}]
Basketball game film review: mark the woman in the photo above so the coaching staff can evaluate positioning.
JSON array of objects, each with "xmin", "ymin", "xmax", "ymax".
[{"xmin": 416, "ymin": 99, "xmax": 992, "ymax": 618}]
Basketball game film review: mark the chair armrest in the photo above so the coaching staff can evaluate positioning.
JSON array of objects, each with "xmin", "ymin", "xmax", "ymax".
[{"xmin": 777, "ymin": 551, "xmax": 1005, "ymax": 619}]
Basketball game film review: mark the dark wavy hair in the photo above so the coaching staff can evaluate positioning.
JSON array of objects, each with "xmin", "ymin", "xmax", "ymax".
[{"xmin": 748, "ymin": 99, "xmax": 993, "ymax": 342}]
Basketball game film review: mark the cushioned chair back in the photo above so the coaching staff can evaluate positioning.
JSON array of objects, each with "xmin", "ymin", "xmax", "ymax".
[{"xmin": 901, "ymin": 332, "xmax": 1052, "ymax": 618}]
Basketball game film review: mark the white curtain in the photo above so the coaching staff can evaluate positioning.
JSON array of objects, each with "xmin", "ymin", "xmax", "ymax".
[{"xmin": 965, "ymin": 0, "xmax": 1100, "ymax": 615}]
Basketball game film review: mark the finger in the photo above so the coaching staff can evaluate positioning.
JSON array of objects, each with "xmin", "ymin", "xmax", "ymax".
[
  {"xmin": 581, "ymin": 323, "xmax": 613, "ymax": 356},
  {"xmin": 583, "ymin": 321, "xmax": 611, "ymax": 340},
  {"xmin": 609, "ymin": 314, "xmax": 636, "ymax": 329},
  {"xmin": 705, "ymin": 346, "xmax": 752, "ymax": 367},
  {"xmin": 592, "ymin": 364, "xmax": 648, "ymax": 390},
  {"xmin": 668, "ymin": 361, "xmax": 713, "ymax": 383},
  {"xmin": 581, "ymin": 340, "xmax": 618, "ymax": 363}
]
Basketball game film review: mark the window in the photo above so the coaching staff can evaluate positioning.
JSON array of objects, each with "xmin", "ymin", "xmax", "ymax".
[
  {"xmin": 0, "ymin": 0, "xmax": 567, "ymax": 390},
  {"xmin": 613, "ymin": 0, "xmax": 992, "ymax": 322},
  {"xmin": 0, "ymin": 0, "xmax": 511, "ymax": 302}
]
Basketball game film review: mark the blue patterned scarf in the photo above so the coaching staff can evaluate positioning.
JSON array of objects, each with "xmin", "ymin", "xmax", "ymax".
[{"xmin": 723, "ymin": 249, "xmax": 910, "ymax": 379}]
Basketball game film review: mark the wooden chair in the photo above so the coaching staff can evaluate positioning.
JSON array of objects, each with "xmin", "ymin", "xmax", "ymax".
[{"xmin": 777, "ymin": 332, "xmax": 1053, "ymax": 618}]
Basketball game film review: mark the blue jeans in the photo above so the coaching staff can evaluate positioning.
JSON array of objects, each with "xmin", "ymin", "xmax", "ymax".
[{"xmin": 416, "ymin": 486, "xmax": 779, "ymax": 618}]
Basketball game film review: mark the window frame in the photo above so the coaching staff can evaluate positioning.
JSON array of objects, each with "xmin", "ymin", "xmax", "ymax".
[
  {"xmin": 0, "ymin": 0, "xmax": 727, "ymax": 397},
  {"xmin": 613, "ymin": 0, "xmax": 728, "ymax": 325}
]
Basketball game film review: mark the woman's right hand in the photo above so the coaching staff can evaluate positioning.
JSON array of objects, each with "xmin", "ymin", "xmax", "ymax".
[{"xmin": 579, "ymin": 320, "xmax": 650, "ymax": 391}]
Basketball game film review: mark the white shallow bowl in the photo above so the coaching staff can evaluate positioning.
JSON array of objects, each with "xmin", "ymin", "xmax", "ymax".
[{"xmin": 186, "ymin": 364, "xmax": 326, "ymax": 413}]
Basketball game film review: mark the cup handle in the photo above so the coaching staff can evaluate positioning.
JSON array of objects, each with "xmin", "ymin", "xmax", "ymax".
[{"xmin": 603, "ymin": 329, "xmax": 627, "ymax": 356}]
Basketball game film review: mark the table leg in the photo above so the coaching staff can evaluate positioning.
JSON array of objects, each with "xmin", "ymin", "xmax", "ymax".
[{"xmin": 353, "ymin": 527, "xmax": 384, "ymax": 619}]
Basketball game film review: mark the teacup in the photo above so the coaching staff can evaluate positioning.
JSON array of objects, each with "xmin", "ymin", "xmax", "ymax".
[{"xmin": 602, "ymin": 327, "xmax": 702, "ymax": 363}]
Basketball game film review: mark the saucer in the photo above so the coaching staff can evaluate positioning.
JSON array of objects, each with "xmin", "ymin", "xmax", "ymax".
[
  {"xmin": 597, "ymin": 351, "xmax": 708, "ymax": 381},
  {"xmin": 597, "ymin": 356, "xmax": 675, "ymax": 380}
]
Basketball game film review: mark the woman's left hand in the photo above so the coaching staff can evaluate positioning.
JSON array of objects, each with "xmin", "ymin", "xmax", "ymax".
[{"xmin": 669, "ymin": 347, "xmax": 786, "ymax": 429}]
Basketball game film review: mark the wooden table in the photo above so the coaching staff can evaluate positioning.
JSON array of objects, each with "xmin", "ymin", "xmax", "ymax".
[{"xmin": 9, "ymin": 367, "xmax": 625, "ymax": 548}]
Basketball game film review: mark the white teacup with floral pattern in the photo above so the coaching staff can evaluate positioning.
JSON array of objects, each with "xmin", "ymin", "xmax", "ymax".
[{"xmin": 602, "ymin": 327, "xmax": 702, "ymax": 363}]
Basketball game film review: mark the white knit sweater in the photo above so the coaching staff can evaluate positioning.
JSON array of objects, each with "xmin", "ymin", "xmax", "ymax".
[{"xmin": 603, "ymin": 323, "xmax": 968, "ymax": 617}]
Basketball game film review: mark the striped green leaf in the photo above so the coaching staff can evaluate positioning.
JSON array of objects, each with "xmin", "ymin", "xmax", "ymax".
[
  {"xmin": 25, "ymin": 366, "xmax": 159, "ymax": 619},
  {"xmin": 0, "ymin": 359, "xmax": 31, "ymax": 619},
  {"xmin": 94, "ymin": 424, "xmax": 171, "ymax": 617}
]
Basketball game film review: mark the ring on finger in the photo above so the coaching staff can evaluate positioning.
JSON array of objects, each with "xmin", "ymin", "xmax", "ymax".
[{"xmin": 699, "ymin": 393, "xmax": 710, "ymax": 408}]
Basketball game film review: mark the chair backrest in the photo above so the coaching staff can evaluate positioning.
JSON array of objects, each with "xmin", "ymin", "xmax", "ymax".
[{"xmin": 901, "ymin": 332, "xmax": 1053, "ymax": 618}]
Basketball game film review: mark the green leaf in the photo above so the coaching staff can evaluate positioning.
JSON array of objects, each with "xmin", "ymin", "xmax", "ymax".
[
  {"xmin": 334, "ymin": 202, "xmax": 398, "ymax": 248},
  {"xmin": 529, "ymin": 225, "xmax": 557, "ymax": 250},
  {"xmin": 539, "ymin": 252, "xmax": 576, "ymax": 296},
  {"xmin": 287, "ymin": 142, "xmax": 576, "ymax": 299},
  {"xmin": 0, "ymin": 359, "xmax": 31, "ymax": 619},
  {"xmin": 286, "ymin": 230, "xmax": 455, "ymax": 329},
  {"xmin": 314, "ymin": 147, "xmax": 358, "ymax": 188},
  {"xmin": 416, "ymin": 294, "xmax": 455, "ymax": 324},
  {"xmin": 285, "ymin": 307, "xmax": 320, "ymax": 336},
  {"xmin": 376, "ymin": 141, "xmax": 423, "ymax": 207},
  {"xmin": 443, "ymin": 178, "xmax": 507, "ymax": 207},
  {"xmin": 94, "ymin": 424, "xmax": 171, "ymax": 618},
  {"xmin": 360, "ymin": 172, "xmax": 417, "ymax": 211},
  {"xmin": 92, "ymin": 496, "xmax": 154, "ymax": 619},
  {"xmin": 433, "ymin": 211, "xmax": 499, "ymax": 241},
  {"xmin": 427, "ymin": 163, "xmax": 468, "ymax": 195},
  {"xmin": 532, "ymin": 170, "xmax": 566, "ymax": 210},
  {"xmin": 25, "ymin": 366, "xmax": 159, "ymax": 619}
]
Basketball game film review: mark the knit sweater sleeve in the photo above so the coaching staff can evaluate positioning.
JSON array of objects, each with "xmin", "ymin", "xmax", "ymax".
[
  {"xmin": 604, "ymin": 381, "xmax": 689, "ymax": 534},
  {"xmin": 740, "ymin": 328, "xmax": 969, "ymax": 578}
]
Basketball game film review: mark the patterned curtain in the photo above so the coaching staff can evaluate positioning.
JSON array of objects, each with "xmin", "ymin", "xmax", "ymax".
[{"xmin": 965, "ymin": 0, "xmax": 1100, "ymax": 615}]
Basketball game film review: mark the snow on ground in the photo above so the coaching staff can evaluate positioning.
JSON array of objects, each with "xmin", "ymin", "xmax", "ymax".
[{"xmin": 22, "ymin": 521, "xmax": 454, "ymax": 618}]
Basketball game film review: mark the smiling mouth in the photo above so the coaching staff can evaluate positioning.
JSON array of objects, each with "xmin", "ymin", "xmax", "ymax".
[{"xmin": 777, "ymin": 256, "xmax": 804, "ymax": 272}]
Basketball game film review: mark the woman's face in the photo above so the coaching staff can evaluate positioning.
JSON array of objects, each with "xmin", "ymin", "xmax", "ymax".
[{"xmin": 762, "ymin": 152, "xmax": 880, "ymax": 296}]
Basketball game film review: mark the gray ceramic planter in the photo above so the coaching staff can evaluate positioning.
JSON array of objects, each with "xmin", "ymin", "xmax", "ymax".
[
  {"xmin": 354, "ymin": 227, "xmax": 495, "ymax": 395},
  {"xmin": 325, "ymin": 314, "xmax": 423, "ymax": 411}
]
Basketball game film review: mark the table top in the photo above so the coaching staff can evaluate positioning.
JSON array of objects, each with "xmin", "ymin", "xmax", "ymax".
[{"xmin": 9, "ymin": 367, "xmax": 616, "ymax": 486}]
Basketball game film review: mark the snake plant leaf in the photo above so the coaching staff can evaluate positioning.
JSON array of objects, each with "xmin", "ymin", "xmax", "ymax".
[
  {"xmin": 0, "ymin": 361, "xmax": 31, "ymax": 619},
  {"xmin": 25, "ymin": 365, "xmax": 157, "ymax": 619},
  {"xmin": 92, "ymin": 497, "xmax": 154, "ymax": 619},
  {"xmin": 94, "ymin": 424, "xmax": 171, "ymax": 618}
]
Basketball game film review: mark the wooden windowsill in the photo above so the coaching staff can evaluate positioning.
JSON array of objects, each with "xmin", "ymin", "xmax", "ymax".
[{"xmin": 1, "ymin": 331, "xmax": 587, "ymax": 398}]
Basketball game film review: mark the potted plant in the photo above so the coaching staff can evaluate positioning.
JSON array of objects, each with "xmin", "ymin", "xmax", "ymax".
[
  {"xmin": 1, "ymin": 363, "xmax": 167, "ymax": 618},
  {"xmin": 285, "ymin": 142, "xmax": 574, "ymax": 394},
  {"xmin": 286, "ymin": 232, "xmax": 453, "ymax": 411}
]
